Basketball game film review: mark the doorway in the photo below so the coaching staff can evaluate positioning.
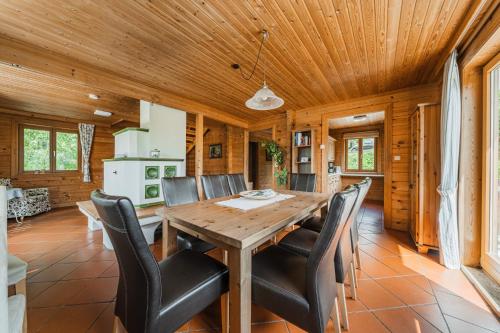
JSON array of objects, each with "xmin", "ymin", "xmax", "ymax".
[{"xmin": 248, "ymin": 128, "xmax": 273, "ymax": 190}]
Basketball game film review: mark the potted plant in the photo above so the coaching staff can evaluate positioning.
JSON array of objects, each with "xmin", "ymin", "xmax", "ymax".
[{"xmin": 262, "ymin": 140, "xmax": 288, "ymax": 187}]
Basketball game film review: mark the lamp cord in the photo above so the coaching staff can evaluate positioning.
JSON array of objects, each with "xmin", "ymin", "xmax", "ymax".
[{"xmin": 239, "ymin": 31, "xmax": 266, "ymax": 81}]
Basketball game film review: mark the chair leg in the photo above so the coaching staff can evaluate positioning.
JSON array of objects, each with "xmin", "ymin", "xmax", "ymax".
[
  {"xmin": 113, "ymin": 316, "xmax": 126, "ymax": 333},
  {"xmin": 348, "ymin": 263, "xmax": 357, "ymax": 300},
  {"xmin": 330, "ymin": 297, "xmax": 342, "ymax": 333},
  {"xmin": 221, "ymin": 250, "xmax": 229, "ymax": 333},
  {"xmin": 221, "ymin": 292, "xmax": 229, "ymax": 333},
  {"xmin": 337, "ymin": 283, "xmax": 349, "ymax": 330},
  {"xmin": 355, "ymin": 246, "xmax": 361, "ymax": 269},
  {"xmin": 15, "ymin": 279, "xmax": 28, "ymax": 333}
]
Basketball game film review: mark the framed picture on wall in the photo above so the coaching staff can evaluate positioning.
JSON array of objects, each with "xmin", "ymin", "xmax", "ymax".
[{"xmin": 209, "ymin": 144, "xmax": 222, "ymax": 159}]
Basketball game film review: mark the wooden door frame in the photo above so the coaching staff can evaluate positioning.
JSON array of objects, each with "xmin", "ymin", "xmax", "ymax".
[
  {"xmin": 321, "ymin": 103, "xmax": 393, "ymax": 229},
  {"xmin": 247, "ymin": 124, "xmax": 277, "ymax": 190}
]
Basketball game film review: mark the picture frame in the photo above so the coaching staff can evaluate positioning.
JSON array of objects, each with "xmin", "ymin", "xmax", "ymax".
[{"xmin": 209, "ymin": 144, "xmax": 222, "ymax": 159}]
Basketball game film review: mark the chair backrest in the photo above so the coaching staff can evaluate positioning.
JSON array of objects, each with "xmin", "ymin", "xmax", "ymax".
[
  {"xmin": 161, "ymin": 176, "xmax": 199, "ymax": 207},
  {"xmin": 226, "ymin": 173, "xmax": 247, "ymax": 195},
  {"xmin": 290, "ymin": 173, "xmax": 316, "ymax": 192},
  {"xmin": 201, "ymin": 174, "xmax": 231, "ymax": 199},
  {"xmin": 91, "ymin": 190, "xmax": 161, "ymax": 333},
  {"xmin": 305, "ymin": 187, "xmax": 358, "ymax": 333},
  {"xmin": 350, "ymin": 177, "xmax": 372, "ymax": 246}
]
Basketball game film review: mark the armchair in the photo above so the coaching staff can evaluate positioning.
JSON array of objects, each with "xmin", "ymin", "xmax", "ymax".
[{"xmin": 1, "ymin": 178, "xmax": 51, "ymax": 221}]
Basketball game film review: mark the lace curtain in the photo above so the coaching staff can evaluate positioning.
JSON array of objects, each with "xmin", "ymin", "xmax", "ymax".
[
  {"xmin": 437, "ymin": 50, "xmax": 461, "ymax": 269},
  {"xmin": 78, "ymin": 123, "xmax": 95, "ymax": 183}
]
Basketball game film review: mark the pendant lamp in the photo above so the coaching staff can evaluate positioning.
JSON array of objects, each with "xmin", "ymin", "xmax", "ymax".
[{"xmin": 234, "ymin": 30, "xmax": 284, "ymax": 110}]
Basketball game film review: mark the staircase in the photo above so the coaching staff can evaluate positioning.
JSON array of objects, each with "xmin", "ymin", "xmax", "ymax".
[{"xmin": 186, "ymin": 119, "xmax": 209, "ymax": 154}]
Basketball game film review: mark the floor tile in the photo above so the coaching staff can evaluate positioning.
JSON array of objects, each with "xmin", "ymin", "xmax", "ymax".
[
  {"xmin": 27, "ymin": 281, "xmax": 55, "ymax": 301},
  {"xmin": 444, "ymin": 314, "xmax": 497, "ymax": 333},
  {"xmin": 343, "ymin": 311, "xmax": 390, "ymax": 333},
  {"xmin": 376, "ymin": 276, "xmax": 437, "ymax": 305},
  {"xmin": 360, "ymin": 243, "xmax": 398, "ymax": 259},
  {"xmin": 374, "ymin": 307, "xmax": 441, "ymax": 333},
  {"xmin": 87, "ymin": 302, "xmax": 115, "ymax": 333},
  {"xmin": 356, "ymin": 279, "xmax": 405, "ymax": 309},
  {"xmin": 36, "ymin": 303, "xmax": 107, "ymax": 333},
  {"xmin": 411, "ymin": 304, "xmax": 450, "ymax": 333},
  {"xmin": 251, "ymin": 321, "xmax": 289, "ymax": 333},
  {"xmin": 62, "ymin": 260, "xmax": 115, "ymax": 280},
  {"xmin": 435, "ymin": 291, "xmax": 500, "ymax": 332},
  {"xmin": 358, "ymin": 252, "xmax": 400, "ymax": 278},
  {"xmin": 27, "ymin": 307, "xmax": 58, "ymax": 332},
  {"xmin": 28, "ymin": 263, "xmax": 80, "ymax": 283}
]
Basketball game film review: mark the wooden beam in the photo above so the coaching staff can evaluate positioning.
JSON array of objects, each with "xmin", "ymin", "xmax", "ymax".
[
  {"xmin": 195, "ymin": 113, "xmax": 204, "ymax": 198},
  {"xmin": 227, "ymin": 125, "xmax": 234, "ymax": 174},
  {"xmin": 243, "ymin": 129, "xmax": 249, "ymax": 187},
  {"xmin": 0, "ymin": 36, "xmax": 248, "ymax": 129}
]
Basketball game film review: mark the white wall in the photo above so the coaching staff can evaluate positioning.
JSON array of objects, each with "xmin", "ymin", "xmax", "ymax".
[{"xmin": 140, "ymin": 102, "xmax": 186, "ymax": 160}]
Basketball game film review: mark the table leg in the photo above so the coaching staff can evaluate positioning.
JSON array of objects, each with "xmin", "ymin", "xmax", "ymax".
[
  {"xmin": 162, "ymin": 218, "xmax": 177, "ymax": 259},
  {"xmin": 228, "ymin": 247, "xmax": 252, "ymax": 333}
]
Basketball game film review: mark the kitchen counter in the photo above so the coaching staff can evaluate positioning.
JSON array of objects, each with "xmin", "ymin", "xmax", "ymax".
[{"xmin": 341, "ymin": 173, "xmax": 384, "ymax": 178}]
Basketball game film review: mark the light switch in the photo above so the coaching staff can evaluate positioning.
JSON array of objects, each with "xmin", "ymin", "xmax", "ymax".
[{"xmin": 394, "ymin": 155, "xmax": 401, "ymax": 161}]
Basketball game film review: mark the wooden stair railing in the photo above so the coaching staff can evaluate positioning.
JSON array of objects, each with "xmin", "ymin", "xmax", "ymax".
[{"xmin": 186, "ymin": 121, "xmax": 210, "ymax": 154}]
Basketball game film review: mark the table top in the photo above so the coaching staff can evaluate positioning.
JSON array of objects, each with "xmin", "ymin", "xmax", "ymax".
[
  {"xmin": 156, "ymin": 190, "xmax": 331, "ymax": 249},
  {"xmin": 77, "ymin": 200, "xmax": 163, "ymax": 220}
]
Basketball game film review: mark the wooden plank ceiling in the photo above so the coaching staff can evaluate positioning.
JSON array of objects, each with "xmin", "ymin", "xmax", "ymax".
[
  {"xmin": 329, "ymin": 110, "xmax": 385, "ymax": 129},
  {"xmin": 0, "ymin": 0, "xmax": 474, "ymax": 123},
  {"xmin": 0, "ymin": 64, "xmax": 139, "ymax": 125}
]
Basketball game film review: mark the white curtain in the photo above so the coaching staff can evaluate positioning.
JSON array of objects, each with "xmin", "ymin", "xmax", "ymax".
[
  {"xmin": 78, "ymin": 124, "xmax": 95, "ymax": 183},
  {"xmin": 437, "ymin": 50, "xmax": 461, "ymax": 269}
]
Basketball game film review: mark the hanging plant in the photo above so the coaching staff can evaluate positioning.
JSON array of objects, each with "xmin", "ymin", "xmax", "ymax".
[{"xmin": 262, "ymin": 140, "xmax": 288, "ymax": 187}]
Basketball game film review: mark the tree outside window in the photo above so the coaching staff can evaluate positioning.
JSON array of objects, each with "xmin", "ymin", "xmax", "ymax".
[
  {"xmin": 21, "ymin": 125, "xmax": 79, "ymax": 173},
  {"xmin": 345, "ymin": 137, "xmax": 376, "ymax": 172}
]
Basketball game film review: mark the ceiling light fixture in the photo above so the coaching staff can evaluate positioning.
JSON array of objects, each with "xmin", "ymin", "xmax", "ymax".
[
  {"xmin": 233, "ymin": 30, "xmax": 284, "ymax": 111},
  {"xmin": 94, "ymin": 109, "xmax": 112, "ymax": 117},
  {"xmin": 88, "ymin": 93, "xmax": 100, "ymax": 100},
  {"xmin": 353, "ymin": 115, "xmax": 367, "ymax": 121}
]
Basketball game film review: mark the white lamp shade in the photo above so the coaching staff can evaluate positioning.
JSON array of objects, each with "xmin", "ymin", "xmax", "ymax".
[{"xmin": 245, "ymin": 84, "xmax": 284, "ymax": 110}]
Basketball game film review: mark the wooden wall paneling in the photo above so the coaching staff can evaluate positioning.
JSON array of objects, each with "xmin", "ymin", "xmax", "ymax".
[{"xmin": 0, "ymin": 111, "xmax": 115, "ymax": 208}]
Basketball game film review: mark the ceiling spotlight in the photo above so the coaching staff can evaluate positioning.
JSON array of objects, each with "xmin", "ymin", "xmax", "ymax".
[
  {"xmin": 88, "ymin": 93, "xmax": 100, "ymax": 100},
  {"xmin": 353, "ymin": 115, "xmax": 367, "ymax": 121},
  {"xmin": 94, "ymin": 109, "xmax": 112, "ymax": 117}
]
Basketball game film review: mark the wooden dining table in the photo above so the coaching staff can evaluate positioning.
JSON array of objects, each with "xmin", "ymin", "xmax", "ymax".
[{"xmin": 156, "ymin": 190, "xmax": 332, "ymax": 333}]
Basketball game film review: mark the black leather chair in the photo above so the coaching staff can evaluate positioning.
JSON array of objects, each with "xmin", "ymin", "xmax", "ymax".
[
  {"xmin": 290, "ymin": 173, "xmax": 317, "ymax": 192},
  {"xmin": 302, "ymin": 178, "xmax": 372, "ymax": 269},
  {"xmin": 278, "ymin": 179, "xmax": 371, "ymax": 331},
  {"xmin": 226, "ymin": 173, "xmax": 247, "ymax": 195},
  {"xmin": 91, "ymin": 190, "xmax": 229, "ymax": 333},
  {"xmin": 201, "ymin": 174, "xmax": 232, "ymax": 199},
  {"xmin": 161, "ymin": 177, "xmax": 216, "ymax": 253},
  {"xmin": 252, "ymin": 187, "xmax": 358, "ymax": 333}
]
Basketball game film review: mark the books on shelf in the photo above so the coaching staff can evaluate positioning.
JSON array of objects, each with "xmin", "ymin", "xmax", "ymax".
[{"xmin": 295, "ymin": 131, "xmax": 311, "ymax": 146}]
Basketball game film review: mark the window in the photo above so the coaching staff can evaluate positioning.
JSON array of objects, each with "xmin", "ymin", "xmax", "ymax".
[
  {"xmin": 345, "ymin": 137, "xmax": 377, "ymax": 172},
  {"xmin": 20, "ymin": 125, "xmax": 79, "ymax": 173},
  {"xmin": 482, "ymin": 55, "xmax": 500, "ymax": 283}
]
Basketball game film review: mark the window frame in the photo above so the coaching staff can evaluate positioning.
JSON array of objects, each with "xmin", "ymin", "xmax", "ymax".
[
  {"xmin": 344, "ymin": 137, "xmax": 377, "ymax": 173},
  {"xmin": 481, "ymin": 53, "xmax": 500, "ymax": 283},
  {"xmin": 19, "ymin": 124, "xmax": 80, "ymax": 175}
]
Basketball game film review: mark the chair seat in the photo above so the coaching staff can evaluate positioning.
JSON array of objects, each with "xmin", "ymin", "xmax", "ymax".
[
  {"xmin": 158, "ymin": 250, "xmax": 229, "ymax": 330},
  {"xmin": 177, "ymin": 231, "xmax": 216, "ymax": 253},
  {"xmin": 252, "ymin": 246, "xmax": 310, "ymax": 328},
  {"xmin": 279, "ymin": 228, "xmax": 353, "ymax": 283},
  {"xmin": 8, "ymin": 294, "xmax": 25, "ymax": 333},
  {"xmin": 301, "ymin": 216, "xmax": 324, "ymax": 233},
  {"xmin": 8, "ymin": 254, "xmax": 27, "ymax": 286},
  {"xmin": 279, "ymin": 227, "xmax": 318, "ymax": 257}
]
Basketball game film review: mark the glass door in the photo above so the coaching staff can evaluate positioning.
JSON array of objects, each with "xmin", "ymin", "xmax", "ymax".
[{"xmin": 482, "ymin": 54, "xmax": 500, "ymax": 282}]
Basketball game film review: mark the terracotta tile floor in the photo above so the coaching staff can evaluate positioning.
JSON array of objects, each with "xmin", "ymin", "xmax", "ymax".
[{"xmin": 7, "ymin": 201, "xmax": 499, "ymax": 332}]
